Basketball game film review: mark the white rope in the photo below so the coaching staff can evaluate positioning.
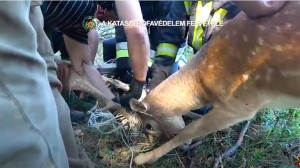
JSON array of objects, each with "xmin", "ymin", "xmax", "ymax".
[
  {"xmin": 87, "ymin": 109, "xmax": 122, "ymax": 134},
  {"xmin": 87, "ymin": 104, "xmax": 157, "ymax": 166}
]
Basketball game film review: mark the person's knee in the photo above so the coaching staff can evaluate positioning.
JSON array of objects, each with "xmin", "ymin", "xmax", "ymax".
[{"xmin": 103, "ymin": 37, "xmax": 116, "ymax": 62}]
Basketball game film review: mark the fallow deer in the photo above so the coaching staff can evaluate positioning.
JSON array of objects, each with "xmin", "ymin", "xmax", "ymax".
[{"xmin": 129, "ymin": 1, "xmax": 300, "ymax": 165}]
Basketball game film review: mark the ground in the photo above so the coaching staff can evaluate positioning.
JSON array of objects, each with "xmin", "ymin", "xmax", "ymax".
[{"xmin": 65, "ymin": 92, "xmax": 300, "ymax": 168}]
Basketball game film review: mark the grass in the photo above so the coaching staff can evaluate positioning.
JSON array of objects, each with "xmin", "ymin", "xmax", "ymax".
[
  {"xmin": 68, "ymin": 91, "xmax": 300, "ymax": 168},
  {"xmin": 62, "ymin": 91, "xmax": 96, "ymax": 112},
  {"xmin": 214, "ymin": 109, "xmax": 300, "ymax": 168}
]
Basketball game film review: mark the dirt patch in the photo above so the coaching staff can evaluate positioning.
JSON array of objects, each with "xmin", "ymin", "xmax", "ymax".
[{"xmin": 73, "ymin": 123, "xmax": 167, "ymax": 168}]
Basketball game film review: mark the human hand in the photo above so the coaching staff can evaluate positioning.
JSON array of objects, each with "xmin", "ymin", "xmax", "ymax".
[
  {"xmin": 56, "ymin": 59, "xmax": 71, "ymax": 86},
  {"xmin": 120, "ymin": 78, "xmax": 145, "ymax": 108}
]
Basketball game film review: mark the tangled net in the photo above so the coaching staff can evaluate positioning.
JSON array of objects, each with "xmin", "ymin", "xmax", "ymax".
[{"xmin": 87, "ymin": 102, "xmax": 158, "ymax": 154}]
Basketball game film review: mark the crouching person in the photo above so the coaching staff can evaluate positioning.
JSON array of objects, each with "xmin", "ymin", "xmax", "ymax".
[
  {"xmin": 0, "ymin": 1, "xmax": 68, "ymax": 167},
  {"xmin": 29, "ymin": 3, "xmax": 94, "ymax": 168}
]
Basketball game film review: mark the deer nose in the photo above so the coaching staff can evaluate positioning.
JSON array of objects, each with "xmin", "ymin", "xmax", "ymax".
[{"xmin": 145, "ymin": 123, "xmax": 153, "ymax": 130}]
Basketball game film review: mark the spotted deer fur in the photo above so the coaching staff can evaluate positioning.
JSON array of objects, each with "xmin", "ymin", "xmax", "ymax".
[{"xmin": 130, "ymin": 2, "xmax": 300, "ymax": 165}]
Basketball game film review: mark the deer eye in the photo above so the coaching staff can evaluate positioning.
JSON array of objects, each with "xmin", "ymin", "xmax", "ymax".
[{"xmin": 145, "ymin": 123, "xmax": 153, "ymax": 130}]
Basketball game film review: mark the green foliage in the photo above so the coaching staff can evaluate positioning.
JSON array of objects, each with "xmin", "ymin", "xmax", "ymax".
[
  {"xmin": 223, "ymin": 109, "xmax": 300, "ymax": 168},
  {"xmin": 158, "ymin": 109, "xmax": 300, "ymax": 168},
  {"xmin": 94, "ymin": 25, "xmax": 115, "ymax": 66},
  {"xmin": 71, "ymin": 91, "xmax": 300, "ymax": 168},
  {"xmin": 62, "ymin": 91, "xmax": 96, "ymax": 112}
]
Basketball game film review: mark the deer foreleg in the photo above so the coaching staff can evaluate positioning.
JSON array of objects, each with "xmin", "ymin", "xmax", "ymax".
[
  {"xmin": 134, "ymin": 106, "xmax": 257, "ymax": 165},
  {"xmin": 68, "ymin": 66, "xmax": 134, "ymax": 121}
]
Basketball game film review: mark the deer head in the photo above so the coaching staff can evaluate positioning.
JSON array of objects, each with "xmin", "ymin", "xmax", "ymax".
[
  {"xmin": 130, "ymin": 98, "xmax": 186, "ymax": 139},
  {"xmin": 129, "ymin": 51, "xmax": 209, "ymax": 139}
]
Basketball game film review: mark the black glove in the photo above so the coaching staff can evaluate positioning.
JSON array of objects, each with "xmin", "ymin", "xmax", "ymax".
[
  {"xmin": 120, "ymin": 78, "xmax": 145, "ymax": 108},
  {"xmin": 148, "ymin": 56, "xmax": 175, "ymax": 91},
  {"xmin": 116, "ymin": 57, "xmax": 133, "ymax": 84},
  {"xmin": 116, "ymin": 70, "xmax": 133, "ymax": 84}
]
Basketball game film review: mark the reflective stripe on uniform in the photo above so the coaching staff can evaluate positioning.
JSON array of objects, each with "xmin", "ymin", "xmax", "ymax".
[
  {"xmin": 116, "ymin": 42, "xmax": 129, "ymax": 59},
  {"xmin": 116, "ymin": 50, "xmax": 129, "ymax": 58},
  {"xmin": 116, "ymin": 42, "xmax": 128, "ymax": 50},
  {"xmin": 148, "ymin": 58, "xmax": 154, "ymax": 67},
  {"xmin": 192, "ymin": 1, "xmax": 213, "ymax": 50},
  {"xmin": 192, "ymin": 26, "xmax": 204, "ymax": 50},
  {"xmin": 184, "ymin": 1, "xmax": 192, "ymax": 15},
  {"xmin": 155, "ymin": 43, "xmax": 178, "ymax": 59},
  {"xmin": 211, "ymin": 8, "xmax": 228, "ymax": 23},
  {"xmin": 192, "ymin": 1, "xmax": 227, "ymax": 50},
  {"xmin": 198, "ymin": 2, "xmax": 213, "ymax": 24}
]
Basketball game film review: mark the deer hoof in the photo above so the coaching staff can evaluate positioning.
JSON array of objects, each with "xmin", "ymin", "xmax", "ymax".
[
  {"xmin": 134, "ymin": 151, "xmax": 156, "ymax": 165},
  {"xmin": 177, "ymin": 140, "xmax": 192, "ymax": 151}
]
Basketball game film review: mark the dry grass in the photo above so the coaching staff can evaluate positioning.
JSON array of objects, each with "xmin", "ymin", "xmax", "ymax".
[{"xmin": 68, "ymin": 95, "xmax": 299, "ymax": 168}]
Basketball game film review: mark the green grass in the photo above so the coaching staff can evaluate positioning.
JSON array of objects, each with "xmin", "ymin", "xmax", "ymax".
[
  {"xmin": 70, "ymin": 90, "xmax": 300, "ymax": 168},
  {"xmin": 152, "ymin": 109, "xmax": 300, "ymax": 168},
  {"xmin": 189, "ymin": 109, "xmax": 300, "ymax": 168},
  {"xmin": 62, "ymin": 91, "xmax": 96, "ymax": 112}
]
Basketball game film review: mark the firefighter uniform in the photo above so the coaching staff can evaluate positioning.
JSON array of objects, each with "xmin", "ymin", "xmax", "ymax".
[
  {"xmin": 150, "ymin": 1, "xmax": 241, "ymax": 113},
  {"xmin": 155, "ymin": 1, "xmax": 241, "ymax": 60},
  {"xmin": 112, "ymin": 1, "xmax": 173, "ymax": 83}
]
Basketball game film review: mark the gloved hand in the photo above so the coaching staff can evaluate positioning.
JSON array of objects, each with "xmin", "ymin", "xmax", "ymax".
[
  {"xmin": 116, "ymin": 57, "xmax": 133, "ymax": 84},
  {"xmin": 120, "ymin": 78, "xmax": 145, "ymax": 108},
  {"xmin": 148, "ymin": 56, "xmax": 175, "ymax": 91},
  {"xmin": 116, "ymin": 70, "xmax": 133, "ymax": 84}
]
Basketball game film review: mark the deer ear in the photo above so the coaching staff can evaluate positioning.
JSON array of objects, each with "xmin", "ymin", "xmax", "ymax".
[{"xmin": 129, "ymin": 98, "xmax": 147, "ymax": 112}]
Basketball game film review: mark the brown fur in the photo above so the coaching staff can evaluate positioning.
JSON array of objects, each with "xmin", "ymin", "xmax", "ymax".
[
  {"xmin": 131, "ymin": 2, "xmax": 300, "ymax": 165},
  {"xmin": 66, "ymin": 64, "xmax": 134, "ymax": 120}
]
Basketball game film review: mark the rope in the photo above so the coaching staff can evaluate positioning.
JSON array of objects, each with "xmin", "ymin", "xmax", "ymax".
[
  {"xmin": 87, "ymin": 109, "xmax": 122, "ymax": 134},
  {"xmin": 87, "ymin": 106, "xmax": 157, "ymax": 151},
  {"xmin": 87, "ymin": 103, "xmax": 159, "ymax": 167}
]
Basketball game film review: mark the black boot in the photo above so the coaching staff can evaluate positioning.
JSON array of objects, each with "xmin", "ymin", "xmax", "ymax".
[{"xmin": 70, "ymin": 110, "xmax": 85, "ymax": 123}]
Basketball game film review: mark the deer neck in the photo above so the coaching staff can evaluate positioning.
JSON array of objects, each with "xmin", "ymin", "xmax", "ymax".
[{"xmin": 145, "ymin": 54, "xmax": 208, "ymax": 116}]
